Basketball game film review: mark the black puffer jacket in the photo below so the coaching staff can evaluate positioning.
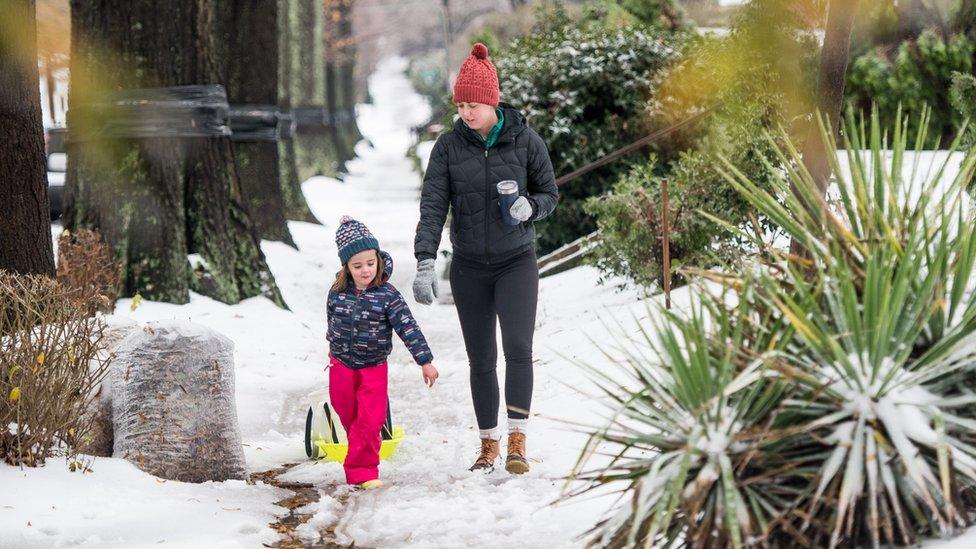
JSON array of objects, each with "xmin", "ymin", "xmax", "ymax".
[{"xmin": 414, "ymin": 105, "xmax": 559, "ymax": 264}]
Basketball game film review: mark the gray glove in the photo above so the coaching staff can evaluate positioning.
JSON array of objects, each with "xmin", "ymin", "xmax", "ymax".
[
  {"xmin": 412, "ymin": 259, "xmax": 438, "ymax": 305},
  {"xmin": 509, "ymin": 196, "xmax": 533, "ymax": 222}
]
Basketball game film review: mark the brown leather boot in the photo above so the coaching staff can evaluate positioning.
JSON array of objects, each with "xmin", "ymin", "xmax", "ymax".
[
  {"xmin": 469, "ymin": 437, "xmax": 500, "ymax": 472},
  {"xmin": 506, "ymin": 429, "xmax": 529, "ymax": 474}
]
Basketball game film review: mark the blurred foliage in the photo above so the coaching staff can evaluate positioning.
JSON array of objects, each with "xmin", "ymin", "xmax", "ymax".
[
  {"xmin": 844, "ymin": 0, "xmax": 976, "ymax": 146},
  {"xmin": 585, "ymin": 0, "xmax": 820, "ymax": 288},
  {"xmin": 846, "ymin": 29, "xmax": 974, "ymax": 147},
  {"xmin": 950, "ymin": 71, "xmax": 976, "ymax": 150}
]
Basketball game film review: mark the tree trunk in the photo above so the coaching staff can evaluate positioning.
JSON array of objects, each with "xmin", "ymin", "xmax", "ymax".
[
  {"xmin": 333, "ymin": 0, "xmax": 362, "ymax": 157},
  {"xmin": 325, "ymin": 44, "xmax": 352, "ymax": 165},
  {"xmin": 291, "ymin": 0, "xmax": 338, "ymax": 182},
  {"xmin": 216, "ymin": 1, "xmax": 297, "ymax": 245},
  {"xmin": 790, "ymin": 0, "xmax": 858, "ymax": 257},
  {"xmin": 278, "ymin": 0, "xmax": 320, "ymax": 223},
  {"xmin": 0, "ymin": 0, "xmax": 57, "ymax": 277},
  {"xmin": 65, "ymin": 0, "xmax": 284, "ymax": 307}
]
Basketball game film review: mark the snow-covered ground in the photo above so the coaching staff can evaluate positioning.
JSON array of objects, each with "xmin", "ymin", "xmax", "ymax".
[{"xmin": 6, "ymin": 55, "xmax": 976, "ymax": 548}]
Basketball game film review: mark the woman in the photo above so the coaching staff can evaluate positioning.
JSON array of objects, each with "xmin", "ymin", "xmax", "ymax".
[{"xmin": 412, "ymin": 43, "xmax": 559, "ymax": 474}]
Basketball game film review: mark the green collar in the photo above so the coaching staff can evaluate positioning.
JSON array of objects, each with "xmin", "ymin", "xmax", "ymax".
[{"xmin": 470, "ymin": 108, "xmax": 505, "ymax": 149}]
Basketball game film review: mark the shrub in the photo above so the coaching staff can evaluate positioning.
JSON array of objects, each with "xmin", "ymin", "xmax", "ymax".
[
  {"xmin": 571, "ymin": 289, "xmax": 799, "ymax": 547},
  {"xmin": 0, "ymin": 272, "xmax": 111, "ymax": 466},
  {"xmin": 584, "ymin": 0, "xmax": 820, "ymax": 289},
  {"xmin": 56, "ymin": 228, "xmax": 121, "ymax": 315},
  {"xmin": 950, "ymin": 71, "xmax": 976, "ymax": 150},
  {"xmin": 846, "ymin": 29, "xmax": 975, "ymax": 146},
  {"xmin": 585, "ymin": 99, "xmax": 781, "ymax": 289},
  {"xmin": 573, "ymin": 110, "xmax": 976, "ymax": 546}
]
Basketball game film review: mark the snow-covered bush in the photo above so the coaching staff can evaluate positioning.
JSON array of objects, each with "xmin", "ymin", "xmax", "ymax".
[
  {"xmin": 0, "ymin": 272, "xmax": 110, "ymax": 466},
  {"xmin": 571, "ymin": 288, "xmax": 799, "ymax": 547},
  {"xmin": 493, "ymin": 15, "xmax": 681, "ymax": 254},
  {"xmin": 574, "ymin": 110, "xmax": 976, "ymax": 546}
]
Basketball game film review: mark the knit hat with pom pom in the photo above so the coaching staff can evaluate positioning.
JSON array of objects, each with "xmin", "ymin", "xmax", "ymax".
[
  {"xmin": 452, "ymin": 43, "xmax": 500, "ymax": 107},
  {"xmin": 335, "ymin": 216, "xmax": 380, "ymax": 264}
]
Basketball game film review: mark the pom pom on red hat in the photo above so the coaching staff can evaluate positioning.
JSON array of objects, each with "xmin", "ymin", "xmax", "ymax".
[{"xmin": 471, "ymin": 43, "xmax": 489, "ymax": 59}]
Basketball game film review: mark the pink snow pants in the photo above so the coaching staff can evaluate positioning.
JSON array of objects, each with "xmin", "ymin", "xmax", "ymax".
[{"xmin": 328, "ymin": 356, "xmax": 388, "ymax": 485}]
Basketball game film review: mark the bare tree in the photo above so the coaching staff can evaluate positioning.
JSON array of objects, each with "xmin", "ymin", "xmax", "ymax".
[{"xmin": 0, "ymin": 0, "xmax": 56, "ymax": 277}]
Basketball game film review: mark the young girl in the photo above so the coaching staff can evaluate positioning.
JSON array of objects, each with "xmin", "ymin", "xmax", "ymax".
[{"xmin": 327, "ymin": 216, "xmax": 438, "ymax": 489}]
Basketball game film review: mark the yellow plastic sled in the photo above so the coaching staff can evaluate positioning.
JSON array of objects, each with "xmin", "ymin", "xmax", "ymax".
[
  {"xmin": 311, "ymin": 425, "xmax": 405, "ymax": 462},
  {"xmin": 305, "ymin": 401, "xmax": 405, "ymax": 462}
]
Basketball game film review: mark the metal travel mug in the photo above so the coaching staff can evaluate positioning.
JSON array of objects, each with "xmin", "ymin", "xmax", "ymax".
[{"xmin": 497, "ymin": 180, "xmax": 520, "ymax": 226}]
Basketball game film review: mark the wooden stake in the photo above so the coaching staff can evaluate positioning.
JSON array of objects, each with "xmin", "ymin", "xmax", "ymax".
[{"xmin": 662, "ymin": 178, "xmax": 672, "ymax": 310}]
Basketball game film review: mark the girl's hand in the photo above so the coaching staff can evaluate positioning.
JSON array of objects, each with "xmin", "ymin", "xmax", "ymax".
[{"xmin": 421, "ymin": 363, "xmax": 439, "ymax": 387}]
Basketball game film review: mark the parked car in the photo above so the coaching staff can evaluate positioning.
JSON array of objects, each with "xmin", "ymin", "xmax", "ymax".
[{"xmin": 45, "ymin": 127, "xmax": 67, "ymax": 220}]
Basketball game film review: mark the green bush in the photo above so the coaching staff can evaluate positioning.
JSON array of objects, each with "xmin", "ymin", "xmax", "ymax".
[
  {"xmin": 950, "ymin": 71, "xmax": 976, "ymax": 149},
  {"xmin": 494, "ymin": 18, "xmax": 681, "ymax": 254},
  {"xmin": 584, "ymin": 15, "xmax": 815, "ymax": 289},
  {"xmin": 580, "ymin": 0, "xmax": 684, "ymax": 30},
  {"xmin": 846, "ymin": 29, "xmax": 975, "ymax": 146},
  {"xmin": 585, "ymin": 99, "xmax": 778, "ymax": 289},
  {"xmin": 615, "ymin": 0, "xmax": 684, "ymax": 29},
  {"xmin": 407, "ymin": 50, "xmax": 448, "ymax": 113}
]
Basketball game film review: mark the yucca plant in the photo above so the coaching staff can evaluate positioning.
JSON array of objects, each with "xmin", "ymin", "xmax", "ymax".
[
  {"xmin": 569, "ymin": 286, "xmax": 806, "ymax": 548},
  {"xmin": 573, "ymin": 107, "xmax": 976, "ymax": 548},
  {"xmin": 715, "ymin": 108, "xmax": 976, "ymax": 546}
]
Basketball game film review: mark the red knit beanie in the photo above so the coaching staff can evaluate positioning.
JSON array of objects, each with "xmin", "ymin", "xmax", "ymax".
[{"xmin": 452, "ymin": 43, "xmax": 500, "ymax": 107}]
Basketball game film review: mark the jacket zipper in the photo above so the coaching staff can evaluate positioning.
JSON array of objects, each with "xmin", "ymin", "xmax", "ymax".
[
  {"xmin": 349, "ymin": 290, "xmax": 362, "ymax": 358},
  {"xmin": 484, "ymin": 147, "xmax": 490, "ymax": 261}
]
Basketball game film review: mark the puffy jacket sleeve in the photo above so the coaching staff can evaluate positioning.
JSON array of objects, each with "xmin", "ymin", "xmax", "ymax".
[
  {"xmin": 385, "ymin": 286, "xmax": 434, "ymax": 365},
  {"xmin": 414, "ymin": 136, "xmax": 451, "ymax": 262},
  {"xmin": 326, "ymin": 290, "xmax": 336, "ymax": 344},
  {"xmin": 525, "ymin": 129, "xmax": 559, "ymax": 222}
]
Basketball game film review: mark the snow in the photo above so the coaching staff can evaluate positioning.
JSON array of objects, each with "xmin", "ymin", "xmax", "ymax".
[
  {"xmin": 6, "ymin": 54, "xmax": 976, "ymax": 547},
  {"xmin": 0, "ymin": 459, "xmax": 284, "ymax": 547}
]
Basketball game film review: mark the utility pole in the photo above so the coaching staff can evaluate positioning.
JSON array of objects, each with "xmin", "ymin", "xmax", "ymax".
[{"xmin": 441, "ymin": 0, "xmax": 452, "ymax": 93}]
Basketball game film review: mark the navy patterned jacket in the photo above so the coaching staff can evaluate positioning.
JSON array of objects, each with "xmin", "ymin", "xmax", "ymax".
[{"xmin": 327, "ymin": 251, "xmax": 433, "ymax": 369}]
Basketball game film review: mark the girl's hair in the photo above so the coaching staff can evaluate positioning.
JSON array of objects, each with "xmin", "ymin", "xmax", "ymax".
[{"xmin": 331, "ymin": 249, "xmax": 384, "ymax": 292}]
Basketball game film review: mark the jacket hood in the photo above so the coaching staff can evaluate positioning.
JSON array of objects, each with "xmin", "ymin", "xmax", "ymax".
[{"xmin": 380, "ymin": 250, "xmax": 393, "ymax": 282}]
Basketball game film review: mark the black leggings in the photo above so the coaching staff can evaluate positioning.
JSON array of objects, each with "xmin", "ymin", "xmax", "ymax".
[{"xmin": 450, "ymin": 250, "xmax": 538, "ymax": 429}]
